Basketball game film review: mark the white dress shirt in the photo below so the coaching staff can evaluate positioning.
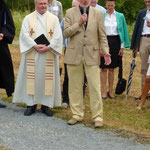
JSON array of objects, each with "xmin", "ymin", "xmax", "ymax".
[
  {"xmin": 105, "ymin": 11, "xmax": 124, "ymax": 48},
  {"xmin": 142, "ymin": 10, "xmax": 150, "ymax": 35},
  {"xmin": 147, "ymin": 55, "xmax": 150, "ymax": 75}
]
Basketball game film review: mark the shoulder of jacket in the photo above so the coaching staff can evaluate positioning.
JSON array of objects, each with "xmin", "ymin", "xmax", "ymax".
[
  {"xmin": 115, "ymin": 11, "xmax": 124, "ymax": 17},
  {"xmin": 138, "ymin": 9, "xmax": 147, "ymax": 14},
  {"xmin": 92, "ymin": 7, "xmax": 103, "ymax": 16},
  {"xmin": 66, "ymin": 7, "xmax": 77, "ymax": 14}
]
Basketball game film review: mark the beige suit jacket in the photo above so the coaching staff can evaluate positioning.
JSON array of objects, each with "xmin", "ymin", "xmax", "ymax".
[{"xmin": 63, "ymin": 6, "xmax": 109, "ymax": 66}]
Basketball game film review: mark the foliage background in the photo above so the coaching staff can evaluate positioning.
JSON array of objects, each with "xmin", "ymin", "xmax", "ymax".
[{"xmin": 4, "ymin": 0, "xmax": 146, "ymax": 24}]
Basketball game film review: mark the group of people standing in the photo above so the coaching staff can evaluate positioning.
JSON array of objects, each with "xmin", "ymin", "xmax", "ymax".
[{"xmin": 0, "ymin": 0, "xmax": 150, "ymax": 128}]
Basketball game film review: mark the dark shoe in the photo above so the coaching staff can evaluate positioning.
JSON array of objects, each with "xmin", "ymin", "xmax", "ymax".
[
  {"xmin": 62, "ymin": 103, "xmax": 69, "ymax": 108},
  {"xmin": 135, "ymin": 95, "xmax": 141, "ymax": 100},
  {"xmin": 41, "ymin": 105, "xmax": 53, "ymax": 117},
  {"xmin": 102, "ymin": 96, "xmax": 107, "ymax": 100},
  {"xmin": 135, "ymin": 95, "xmax": 150, "ymax": 100},
  {"xmin": 0, "ymin": 103, "xmax": 6, "ymax": 108},
  {"xmin": 24, "ymin": 105, "xmax": 37, "ymax": 116},
  {"xmin": 107, "ymin": 92, "xmax": 115, "ymax": 99},
  {"xmin": 147, "ymin": 95, "xmax": 150, "ymax": 100}
]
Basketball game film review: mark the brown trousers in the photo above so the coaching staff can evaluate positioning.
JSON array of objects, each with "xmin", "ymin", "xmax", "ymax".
[{"xmin": 139, "ymin": 37, "xmax": 150, "ymax": 90}]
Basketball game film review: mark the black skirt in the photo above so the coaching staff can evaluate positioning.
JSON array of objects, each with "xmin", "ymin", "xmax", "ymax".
[{"xmin": 100, "ymin": 35, "xmax": 121, "ymax": 69}]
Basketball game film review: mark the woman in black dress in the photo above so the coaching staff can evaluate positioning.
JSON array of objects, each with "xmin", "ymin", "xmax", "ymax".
[{"xmin": 100, "ymin": 0, "xmax": 130, "ymax": 99}]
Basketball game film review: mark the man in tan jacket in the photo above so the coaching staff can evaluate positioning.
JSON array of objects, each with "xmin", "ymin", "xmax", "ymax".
[{"xmin": 63, "ymin": 0, "xmax": 111, "ymax": 128}]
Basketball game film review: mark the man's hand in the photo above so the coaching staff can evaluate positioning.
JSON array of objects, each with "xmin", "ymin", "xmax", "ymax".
[
  {"xmin": 133, "ymin": 46, "xmax": 138, "ymax": 58},
  {"xmin": 0, "ymin": 33, "xmax": 4, "ymax": 41},
  {"xmin": 118, "ymin": 48, "xmax": 123, "ymax": 56},
  {"xmin": 104, "ymin": 53, "xmax": 111, "ymax": 65},
  {"xmin": 100, "ymin": 49, "xmax": 104, "ymax": 57},
  {"xmin": 78, "ymin": 13, "xmax": 88, "ymax": 26},
  {"xmin": 33, "ymin": 44, "xmax": 49, "ymax": 53}
]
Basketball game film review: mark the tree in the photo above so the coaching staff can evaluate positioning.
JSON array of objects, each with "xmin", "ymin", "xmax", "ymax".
[
  {"xmin": 4, "ymin": 0, "xmax": 146, "ymax": 24},
  {"xmin": 98, "ymin": 0, "xmax": 145, "ymax": 24}
]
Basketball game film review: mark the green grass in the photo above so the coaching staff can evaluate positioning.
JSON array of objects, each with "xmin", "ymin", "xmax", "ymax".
[{"xmin": 0, "ymin": 146, "xmax": 10, "ymax": 150}]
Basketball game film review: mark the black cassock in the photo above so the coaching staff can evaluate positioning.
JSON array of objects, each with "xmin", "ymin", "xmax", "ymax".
[{"xmin": 0, "ymin": 0, "xmax": 15, "ymax": 97}]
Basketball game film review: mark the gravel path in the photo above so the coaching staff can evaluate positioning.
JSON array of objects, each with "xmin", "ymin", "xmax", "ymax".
[{"xmin": 0, "ymin": 101, "xmax": 150, "ymax": 150}]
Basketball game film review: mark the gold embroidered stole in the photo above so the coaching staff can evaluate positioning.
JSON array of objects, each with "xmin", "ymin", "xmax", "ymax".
[{"xmin": 27, "ymin": 11, "xmax": 55, "ymax": 96}]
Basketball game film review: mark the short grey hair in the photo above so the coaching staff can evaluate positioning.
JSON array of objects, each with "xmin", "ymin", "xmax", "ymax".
[{"xmin": 72, "ymin": 0, "xmax": 79, "ymax": 6}]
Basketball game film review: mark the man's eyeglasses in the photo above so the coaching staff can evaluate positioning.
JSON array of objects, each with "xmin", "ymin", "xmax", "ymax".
[{"xmin": 145, "ymin": 1, "xmax": 150, "ymax": 3}]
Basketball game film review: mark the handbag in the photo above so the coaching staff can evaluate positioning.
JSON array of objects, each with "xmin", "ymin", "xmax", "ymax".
[
  {"xmin": 115, "ymin": 56, "xmax": 127, "ymax": 95},
  {"xmin": 115, "ymin": 78, "xmax": 126, "ymax": 94}
]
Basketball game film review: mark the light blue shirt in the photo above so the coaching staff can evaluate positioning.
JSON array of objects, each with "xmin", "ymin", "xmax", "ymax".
[
  {"xmin": 95, "ymin": 4, "xmax": 106, "ymax": 13},
  {"xmin": 61, "ymin": 18, "xmax": 69, "ymax": 49}
]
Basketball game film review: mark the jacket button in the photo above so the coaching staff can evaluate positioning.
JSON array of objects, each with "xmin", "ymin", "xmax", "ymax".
[
  {"xmin": 83, "ymin": 44, "xmax": 86, "ymax": 46},
  {"xmin": 84, "ymin": 35, "xmax": 86, "ymax": 37}
]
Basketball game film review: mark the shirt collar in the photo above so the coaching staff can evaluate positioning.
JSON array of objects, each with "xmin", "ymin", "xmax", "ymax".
[
  {"xmin": 79, "ymin": 6, "xmax": 90, "ymax": 15},
  {"xmin": 106, "ymin": 10, "xmax": 116, "ymax": 15},
  {"xmin": 106, "ymin": 10, "xmax": 116, "ymax": 16},
  {"xmin": 35, "ymin": 10, "xmax": 47, "ymax": 17},
  {"xmin": 147, "ymin": 9, "xmax": 150, "ymax": 13}
]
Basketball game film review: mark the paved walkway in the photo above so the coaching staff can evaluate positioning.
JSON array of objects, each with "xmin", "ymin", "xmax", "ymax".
[{"xmin": 0, "ymin": 101, "xmax": 150, "ymax": 150}]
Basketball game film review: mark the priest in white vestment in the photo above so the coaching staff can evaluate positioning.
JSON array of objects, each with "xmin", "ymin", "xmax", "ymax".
[{"xmin": 13, "ymin": 0, "xmax": 63, "ymax": 116}]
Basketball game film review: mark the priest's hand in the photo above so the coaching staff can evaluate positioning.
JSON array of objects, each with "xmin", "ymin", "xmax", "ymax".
[
  {"xmin": 0, "ymin": 33, "xmax": 4, "ymax": 41},
  {"xmin": 33, "ymin": 44, "xmax": 49, "ymax": 53},
  {"xmin": 147, "ymin": 21, "xmax": 150, "ymax": 27}
]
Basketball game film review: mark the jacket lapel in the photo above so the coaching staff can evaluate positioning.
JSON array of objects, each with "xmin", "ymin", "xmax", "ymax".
[
  {"xmin": 116, "ymin": 11, "xmax": 119, "ymax": 28},
  {"xmin": 116, "ymin": 11, "xmax": 122, "ymax": 33},
  {"xmin": 75, "ymin": 6, "xmax": 84, "ymax": 31},
  {"xmin": 141, "ymin": 9, "xmax": 147, "ymax": 28},
  {"xmin": 86, "ymin": 6, "xmax": 92, "ymax": 32}
]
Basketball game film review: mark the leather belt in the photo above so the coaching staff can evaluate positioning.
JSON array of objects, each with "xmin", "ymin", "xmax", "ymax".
[
  {"xmin": 107, "ymin": 35, "xmax": 119, "ymax": 37},
  {"xmin": 141, "ymin": 34, "xmax": 150, "ymax": 38}
]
